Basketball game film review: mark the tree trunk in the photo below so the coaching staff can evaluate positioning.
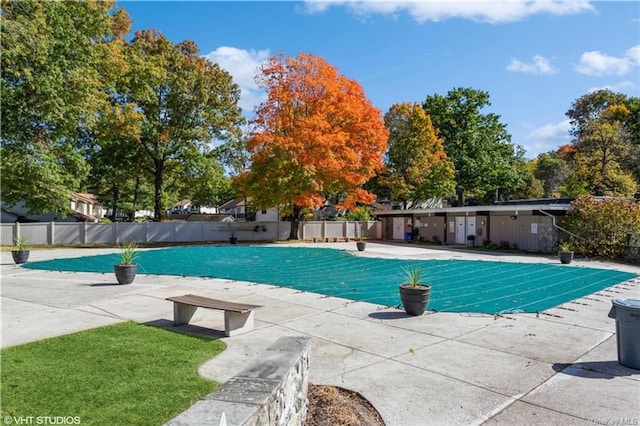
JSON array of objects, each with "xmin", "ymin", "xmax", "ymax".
[
  {"xmin": 288, "ymin": 204, "xmax": 301, "ymax": 240},
  {"xmin": 153, "ymin": 159, "xmax": 164, "ymax": 222},
  {"xmin": 129, "ymin": 177, "xmax": 140, "ymax": 222},
  {"xmin": 110, "ymin": 183, "xmax": 119, "ymax": 221}
]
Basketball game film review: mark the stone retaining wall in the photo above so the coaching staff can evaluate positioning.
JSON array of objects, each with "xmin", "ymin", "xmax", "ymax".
[{"xmin": 167, "ymin": 336, "xmax": 311, "ymax": 426}]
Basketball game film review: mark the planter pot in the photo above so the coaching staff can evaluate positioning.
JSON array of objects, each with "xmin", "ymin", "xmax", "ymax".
[
  {"xmin": 114, "ymin": 264, "xmax": 137, "ymax": 285},
  {"xmin": 12, "ymin": 250, "xmax": 30, "ymax": 264},
  {"xmin": 399, "ymin": 284, "xmax": 431, "ymax": 316},
  {"xmin": 356, "ymin": 241, "xmax": 366, "ymax": 252},
  {"xmin": 559, "ymin": 251, "xmax": 574, "ymax": 264},
  {"xmin": 229, "ymin": 237, "xmax": 238, "ymax": 245}
]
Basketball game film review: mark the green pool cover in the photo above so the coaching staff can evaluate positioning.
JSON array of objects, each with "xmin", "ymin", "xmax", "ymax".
[{"xmin": 24, "ymin": 246, "xmax": 637, "ymax": 314}]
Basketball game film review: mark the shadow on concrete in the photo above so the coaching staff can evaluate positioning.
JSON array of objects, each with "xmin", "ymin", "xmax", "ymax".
[
  {"xmin": 552, "ymin": 361, "xmax": 640, "ymax": 379},
  {"xmin": 89, "ymin": 282, "xmax": 121, "ymax": 287},
  {"xmin": 368, "ymin": 311, "xmax": 408, "ymax": 320},
  {"xmin": 145, "ymin": 318, "xmax": 225, "ymax": 340}
]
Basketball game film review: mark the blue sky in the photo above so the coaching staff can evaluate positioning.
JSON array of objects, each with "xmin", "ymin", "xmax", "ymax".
[{"xmin": 120, "ymin": 1, "xmax": 640, "ymax": 159}]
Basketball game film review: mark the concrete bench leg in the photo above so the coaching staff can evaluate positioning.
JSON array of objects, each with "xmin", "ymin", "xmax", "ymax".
[
  {"xmin": 173, "ymin": 303, "xmax": 202, "ymax": 326},
  {"xmin": 224, "ymin": 310, "xmax": 255, "ymax": 337}
]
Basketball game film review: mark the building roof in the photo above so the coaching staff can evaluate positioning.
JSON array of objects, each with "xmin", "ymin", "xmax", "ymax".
[
  {"xmin": 72, "ymin": 192, "xmax": 100, "ymax": 205},
  {"xmin": 373, "ymin": 200, "xmax": 573, "ymax": 216},
  {"xmin": 219, "ymin": 198, "xmax": 245, "ymax": 210}
]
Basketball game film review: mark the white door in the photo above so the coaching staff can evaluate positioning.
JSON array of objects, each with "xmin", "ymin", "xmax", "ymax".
[
  {"xmin": 393, "ymin": 218, "xmax": 405, "ymax": 240},
  {"xmin": 455, "ymin": 217, "xmax": 466, "ymax": 244},
  {"xmin": 466, "ymin": 217, "xmax": 476, "ymax": 246}
]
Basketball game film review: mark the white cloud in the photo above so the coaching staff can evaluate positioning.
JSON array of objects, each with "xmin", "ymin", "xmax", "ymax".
[
  {"xmin": 523, "ymin": 119, "xmax": 571, "ymax": 157},
  {"xmin": 506, "ymin": 55, "xmax": 555, "ymax": 75},
  {"xmin": 301, "ymin": 0, "xmax": 594, "ymax": 23},
  {"xmin": 627, "ymin": 45, "xmax": 640, "ymax": 65},
  {"xmin": 527, "ymin": 120, "xmax": 571, "ymax": 139},
  {"xmin": 575, "ymin": 45, "xmax": 640, "ymax": 76},
  {"xmin": 205, "ymin": 47, "xmax": 270, "ymax": 114},
  {"xmin": 587, "ymin": 81, "xmax": 637, "ymax": 93}
]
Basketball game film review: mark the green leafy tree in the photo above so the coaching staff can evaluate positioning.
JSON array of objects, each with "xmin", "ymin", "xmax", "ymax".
[
  {"xmin": 0, "ymin": 0, "xmax": 126, "ymax": 213},
  {"xmin": 121, "ymin": 30, "xmax": 243, "ymax": 221},
  {"xmin": 170, "ymin": 153, "xmax": 234, "ymax": 207},
  {"xmin": 566, "ymin": 90, "xmax": 639, "ymax": 196},
  {"xmin": 570, "ymin": 105, "xmax": 636, "ymax": 196},
  {"xmin": 422, "ymin": 87, "xmax": 524, "ymax": 205},
  {"xmin": 214, "ymin": 133, "xmax": 252, "ymax": 178},
  {"xmin": 532, "ymin": 151, "xmax": 571, "ymax": 197},
  {"xmin": 566, "ymin": 89, "xmax": 628, "ymax": 140},
  {"xmin": 87, "ymin": 103, "xmax": 152, "ymax": 221},
  {"xmin": 509, "ymin": 159, "xmax": 544, "ymax": 200},
  {"xmin": 564, "ymin": 195, "xmax": 640, "ymax": 258},
  {"xmin": 382, "ymin": 102, "xmax": 456, "ymax": 209}
]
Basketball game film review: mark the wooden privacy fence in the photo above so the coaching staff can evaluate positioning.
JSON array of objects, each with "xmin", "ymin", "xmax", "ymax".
[{"xmin": 0, "ymin": 221, "xmax": 380, "ymax": 246}]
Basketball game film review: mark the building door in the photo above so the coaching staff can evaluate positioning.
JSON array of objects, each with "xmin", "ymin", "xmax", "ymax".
[
  {"xmin": 455, "ymin": 217, "xmax": 466, "ymax": 244},
  {"xmin": 466, "ymin": 217, "xmax": 476, "ymax": 246},
  {"xmin": 393, "ymin": 217, "xmax": 405, "ymax": 240}
]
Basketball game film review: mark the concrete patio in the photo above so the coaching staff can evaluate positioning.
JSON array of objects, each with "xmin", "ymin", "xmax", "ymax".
[{"xmin": 1, "ymin": 243, "xmax": 639, "ymax": 425}]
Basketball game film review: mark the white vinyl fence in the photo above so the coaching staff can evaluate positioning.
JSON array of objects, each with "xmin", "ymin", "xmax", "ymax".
[{"xmin": 1, "ymin": 221, "xmax": 380, "ymax": 246}]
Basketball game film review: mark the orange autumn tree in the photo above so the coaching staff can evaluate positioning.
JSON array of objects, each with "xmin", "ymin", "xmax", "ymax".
[{"xmin": 234, "ymin": 53, "xmax": 388, "ymax": 239}]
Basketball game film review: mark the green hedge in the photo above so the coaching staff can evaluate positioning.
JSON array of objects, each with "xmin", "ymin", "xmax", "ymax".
[{"xmin": 564, "ymin": 195, "xmax": 640, "ymax": 258}]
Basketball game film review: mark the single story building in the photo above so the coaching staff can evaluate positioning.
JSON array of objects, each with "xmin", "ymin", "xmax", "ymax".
[{"xmin": 373, "ymin": 198, "xmax": 575, "ymax": 253}]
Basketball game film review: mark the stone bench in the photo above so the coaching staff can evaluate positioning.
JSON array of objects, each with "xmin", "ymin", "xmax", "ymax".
[{"xmin": 166, "ymin": 294, "xmax": 262, "ymax": 337}]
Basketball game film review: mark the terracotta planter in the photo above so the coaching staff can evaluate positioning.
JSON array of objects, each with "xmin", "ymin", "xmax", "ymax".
[
  {"xmin": 356, "ymin": 241, "xmax": 366, "ymax": 251},
  {"xmin": 559, "ymin": 251, "xmax": 574, "ymax": 264},
  {"xmin": 114, "ymin": 264, "xmax": 137, "ymax": 285},
  {"xmin": 12, "ymin": 250, "xmax": 30, "ymax": 264},
  {"xmin": 399, "ymin": 284, "xmax": 431, "ymax": 316}
]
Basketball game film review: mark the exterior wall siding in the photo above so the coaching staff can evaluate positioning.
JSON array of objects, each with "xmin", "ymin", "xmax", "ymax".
[{"xmin": 378, "ymin": 210, "xmax": 561, "ymax": 253}]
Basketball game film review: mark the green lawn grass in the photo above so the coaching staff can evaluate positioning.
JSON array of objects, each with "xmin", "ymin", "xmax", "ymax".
[{"xmin": 1, "ymin": 322, "xmax": 225, "ymax": 425}]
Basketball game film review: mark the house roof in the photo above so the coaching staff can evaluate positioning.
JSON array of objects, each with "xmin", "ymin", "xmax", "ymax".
[
  {"xmin": 373, "ymin": 201, "xmax": 573, "ymax": 217},
  {"xmin": 72, "ymin": 192, "xmax": 100, "ymax": 205},
  {"xmin": 219, "ymin": 198, "xmax": 245, "ymax": 210}
]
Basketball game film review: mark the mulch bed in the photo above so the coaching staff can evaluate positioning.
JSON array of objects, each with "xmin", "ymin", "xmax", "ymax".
[{"xmin": 304, "ymin": 384, "xmax": 385, "ymax": 426}]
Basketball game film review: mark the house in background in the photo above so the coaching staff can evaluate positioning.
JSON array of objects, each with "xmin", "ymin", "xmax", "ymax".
[
  {"xmin": 219, "ymin": 198, "xmax": 279, "ymax": 221},
  {"xmin": 0, "ymin": 193, "xmax": 106, "ymax": 223},
  {"xmin": 167, "ymin": 199, "xmax": 218, "ymax": 217}
]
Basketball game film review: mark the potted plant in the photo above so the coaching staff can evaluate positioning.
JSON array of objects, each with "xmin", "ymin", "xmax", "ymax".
[
  {"xmin": 11, "ymin": 235, "xmax": 30, "ymax": 264},
  {"xmin": 356, "ymin": 230, "xmax": 367, "ymax": 252},
  {"xmin": 114, "ymin": 242, "xmax": 138, "ymax": 284},
  {"xmin": 229, "ymin": 232, "xmax": 238, "ymax": 245},
  {"xmin": 558, "ymin": 241, "xmax": 574, "ymax": 265},
  {"xmin": 398, "ymin": 264, "xmax": 431, "ymax": 316}
]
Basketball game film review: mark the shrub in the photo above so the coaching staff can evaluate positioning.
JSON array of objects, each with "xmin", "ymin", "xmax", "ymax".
[
  {"xmin": 564, "ymin": 195, "xmax": 640, "ymax": 258},
  {"xmin": 499, "ymin": 240, "xmax": 511, "ymax": 250}
]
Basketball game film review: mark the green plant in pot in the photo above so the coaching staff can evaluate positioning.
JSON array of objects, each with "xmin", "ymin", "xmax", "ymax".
[
  {"xmin": 12, "ymin": 235, "xmax": 30, "ymax": 264},
  {"xmin": 356, "ymin": 230, "xmax": 367, "ymax": 252},
  {"xmin": 558, "ymin": 241, "xmax": 574, "ymax": 265},
  {"xmin": 114, "ymin": 242, "xmax": 138, "ymax": 284},
  {"xmin": 398, "ymin": 264, "xmax": 431, "ymax": 316}
]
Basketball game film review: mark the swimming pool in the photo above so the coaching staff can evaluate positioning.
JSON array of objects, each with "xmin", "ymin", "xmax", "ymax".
[{"xmin": 24, "ymin": 245, "xmax": 637, "ymax": 314}]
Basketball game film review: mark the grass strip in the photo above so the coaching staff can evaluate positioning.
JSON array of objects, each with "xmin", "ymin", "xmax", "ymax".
[{"xmin": 1, "ymin": 322, "xmax": 224, "ymax": 425}]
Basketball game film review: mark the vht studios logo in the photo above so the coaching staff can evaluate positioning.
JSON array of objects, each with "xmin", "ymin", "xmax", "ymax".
[{"xmin": 3, "ymin": 417, "xmax": 81, "ymax": 425}]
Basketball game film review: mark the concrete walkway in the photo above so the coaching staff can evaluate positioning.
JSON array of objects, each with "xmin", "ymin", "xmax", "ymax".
[{"xmin": 2, "ymin": 243, "xmax": 639, "ymax": 425}]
